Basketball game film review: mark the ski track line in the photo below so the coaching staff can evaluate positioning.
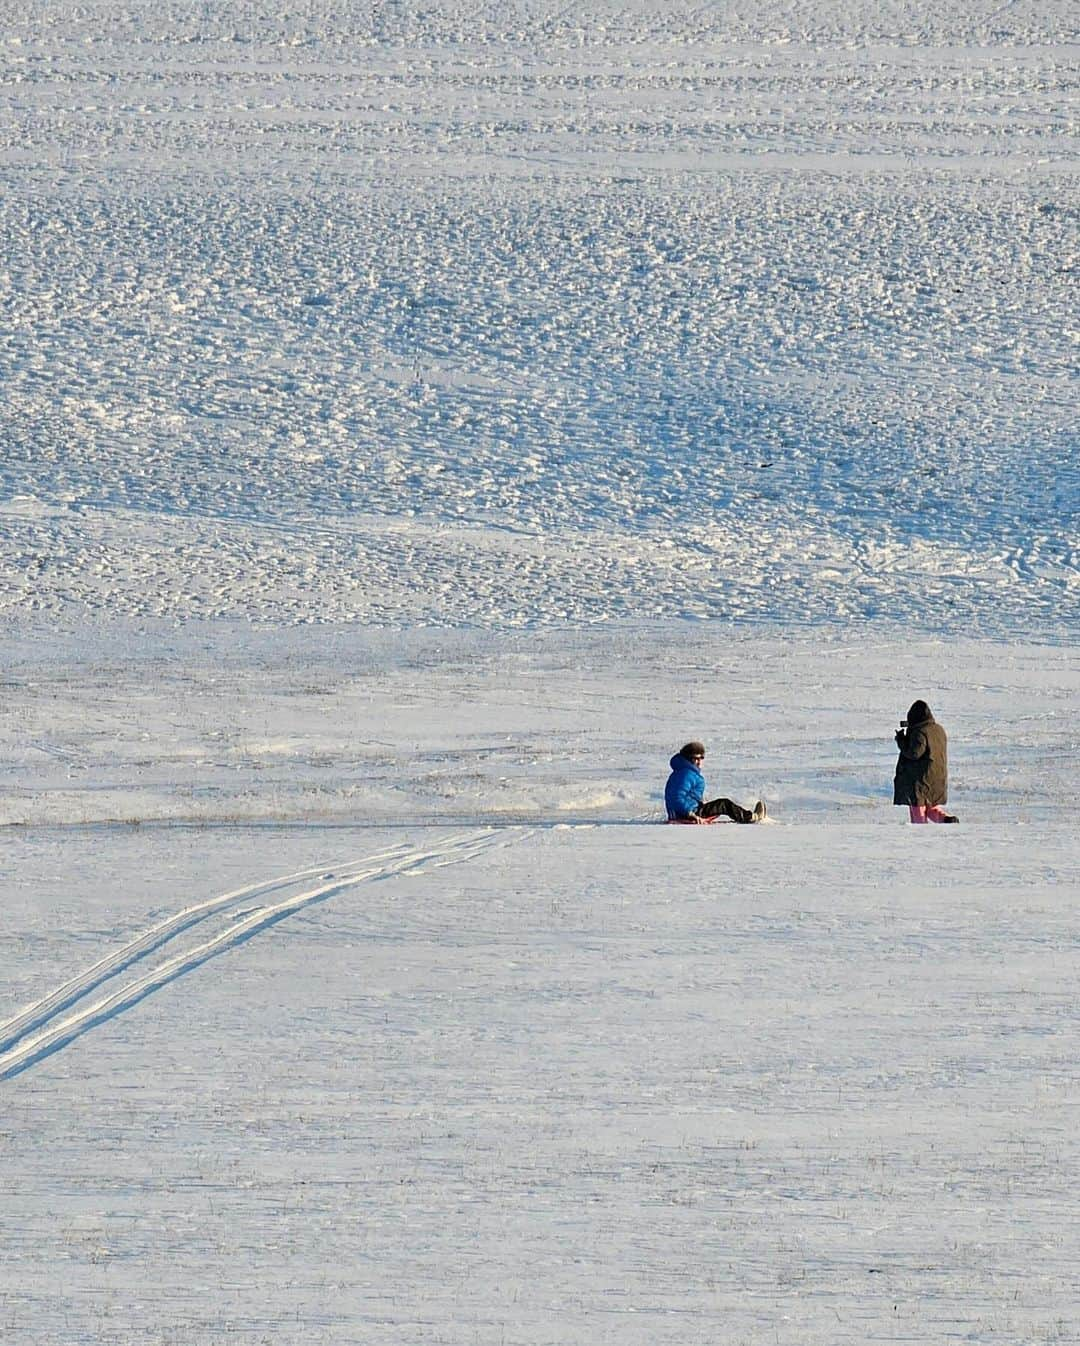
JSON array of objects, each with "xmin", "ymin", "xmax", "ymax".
[
  {"xmin": 0, "ymin": 842, "xmax": 416, "ymax": 1057},
  {"xmin": 1, "ymin": 828, "xmax": 525, "ymax": 1081}
]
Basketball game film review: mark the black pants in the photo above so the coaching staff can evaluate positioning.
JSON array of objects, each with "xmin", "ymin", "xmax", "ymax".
[{"xmin": 698, "ymin": 797, "xmax": 755, "ymax": 824}]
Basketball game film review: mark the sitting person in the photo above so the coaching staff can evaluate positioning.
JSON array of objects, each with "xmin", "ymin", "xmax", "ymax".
[{"xmin": 664, "ymin": 741, "xmax": 765, "ymax": 824}]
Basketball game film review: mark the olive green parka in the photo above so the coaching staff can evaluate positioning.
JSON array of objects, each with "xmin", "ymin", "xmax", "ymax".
[{"xmin": 893, "ymin": 707, "xmax": 949, "ymax": 806}]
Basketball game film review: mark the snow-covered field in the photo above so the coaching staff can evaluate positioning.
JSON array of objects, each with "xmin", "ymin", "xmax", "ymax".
[
  {"xmin": 1, "ymin": 625, "xmax": 1077, "ymax": 1345},
  {"xmin": 1, "ymin": 0, "xmax": 1078, "ymax": 1342},
  {"xmin": 1, "ymin": 0, "xmax": 1076, "ymax": 632},
  {"xmin": 3, "ymin": 627, "xmax": 1078, "ymax": 1343}
]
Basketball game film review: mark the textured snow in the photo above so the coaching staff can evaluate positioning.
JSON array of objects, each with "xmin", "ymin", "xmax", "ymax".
[
  {"xmin": 0, "ymin": 0, "xmax": 1076, "ymax": 632},
  {"xmin": 1, "ymin": 1, "xmax": 1078, "ymax": 1343}
]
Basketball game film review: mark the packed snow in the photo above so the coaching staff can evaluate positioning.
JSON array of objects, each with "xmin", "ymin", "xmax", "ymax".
[
  {"xmin": 3, "ymin": 626, "xmax": 1078, "ymax": 1344},
  {"xmin": 1, "ymin": 0, "xmax": 1078, "ymax": 1343}
]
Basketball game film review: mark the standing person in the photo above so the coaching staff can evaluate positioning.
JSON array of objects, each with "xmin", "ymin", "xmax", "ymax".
[
  {"xmin": 665, "ymin": 741, "xmax": 766, "ymax": 824},
  {"xmin": 893, "ymin": 700, "xmax": 958, "ymax": 823}
]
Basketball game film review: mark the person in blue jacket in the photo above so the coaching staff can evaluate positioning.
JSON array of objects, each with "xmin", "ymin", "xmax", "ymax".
[{"xmin": 665, "ymin": 741, "xmax": 766, "ymax": 824}]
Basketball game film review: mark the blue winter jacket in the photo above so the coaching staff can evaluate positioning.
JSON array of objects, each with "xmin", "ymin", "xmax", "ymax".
[{"xmin": 665, "ymin": 753, "xmax": 705, "ymax": 820}]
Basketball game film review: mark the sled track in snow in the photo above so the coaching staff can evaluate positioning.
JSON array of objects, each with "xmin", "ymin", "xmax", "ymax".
[{"xmin": 0, "ymin": 828, "xmax": 523, "ymax": 1081}]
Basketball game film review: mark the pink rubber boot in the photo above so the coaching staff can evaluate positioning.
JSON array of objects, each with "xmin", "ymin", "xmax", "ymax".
[{"xmin": 909, "ymin": 805, "xmax": 958, "ymax": 824}]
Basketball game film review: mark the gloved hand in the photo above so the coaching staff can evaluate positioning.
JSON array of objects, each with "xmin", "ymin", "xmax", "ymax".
[{"xmin": 894, "ymin": 729, "xmax": 905, "ymax": 748}]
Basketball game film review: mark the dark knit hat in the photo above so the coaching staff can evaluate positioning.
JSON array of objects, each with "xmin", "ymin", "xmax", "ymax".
[
  {"xmin": 906, "ymin": 700, "xmax": 932, "ymax": 725},
  {"xmin": 679, "ymin": 741, "xmax": 706, "ymax": 759}
]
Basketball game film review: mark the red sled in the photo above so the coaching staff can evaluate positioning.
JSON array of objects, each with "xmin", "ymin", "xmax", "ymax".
[{"xmin": 665, "ymin": 815, "xmax": 725, "ymax": 825}]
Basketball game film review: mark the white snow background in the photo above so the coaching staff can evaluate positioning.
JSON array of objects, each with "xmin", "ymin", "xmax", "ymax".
[{"xmin": 1, "ymin": 0, "xmax": 1078, "ymax": 1342}]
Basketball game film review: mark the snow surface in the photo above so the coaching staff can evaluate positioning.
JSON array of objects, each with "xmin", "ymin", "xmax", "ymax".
[
  {"xmin": 1, "ymin": 0, "xmax": 1079, "ymax": 1342},
  {"xmin": 3, "ymin": 626, "xmax": 1078, "ymax": 1344},
  {"xmin": 0, "ymin": 0, "xmax": 1076, "ymax": 632}
]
